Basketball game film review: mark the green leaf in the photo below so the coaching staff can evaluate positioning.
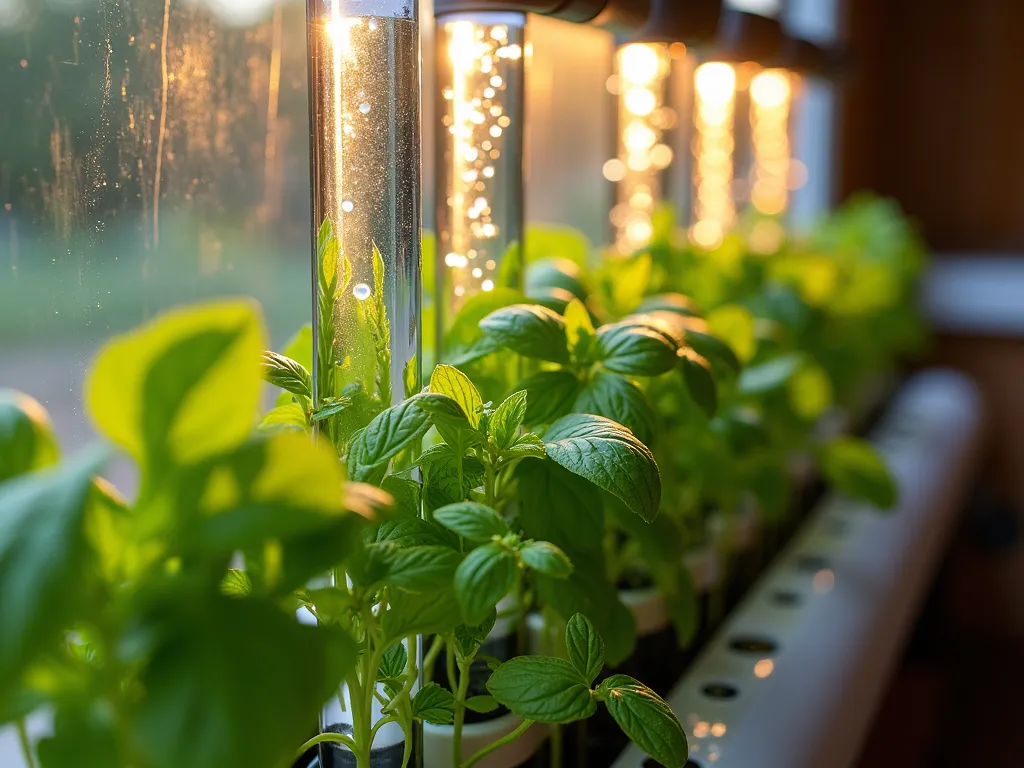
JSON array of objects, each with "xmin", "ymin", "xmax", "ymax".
[
  {"xmin": 599, "ymin": 675, "xmax": 688, "ymax": 767},
  {"xmin": 0, "ymin": 448, "xmax": 107, "ymax": 691},
  {"xmin": 378, "ymin": 642, "xmax": 409, "ymax": 682},
  {"xmin": 382, "ymin": 586, "xmax": 463, "ymax": 643},
  {"xmin": 504, "ymin": 433, "xmax": 547, "ymax": 460},
  {"xmin": 134, "ymin": 597, "xmax": 358, "ymax": 768},
  {"xmin": 820, "ymin": 437, "xmax": 898, "ymax": 509},
  {"xmin": 257, "ymin": 403, "xmax": 308, "ymax": 434},
  {"xmin": 347, "ymin": 395, "xmax": 435, "ymax": 482},
  {"xmin": 565, "ymin": 614, "xmax": 605, "ymax": 685},
  {"xmin": 380, "ymin": 474, "xmax": 422, "ymax": 518},
  {"xmin": 518, "ymin": 369, "xmax": 583, "ymax": 426},
  {"xmin": 434, "ymin": 502, "xmax": 508, "ymax": 542},
  {"xmin": 607, "ymin": 252, "xmax": 651, "ymax": 315},
  {"xmin": 318, "ymin": 218, "xmax": 339, "ymax": 287},
  {"xmin": 486, "ymin": 657, "xmax": 595, "ymax": 723},
  {"xmin": 422, "ymin": 450, "xmax": 485, "ymax": 511},
  {"xmin": 534, "ymin": 566, "xmax": 636, "ymax": 667},
  {"xmin": 191, "ymin": 431, "xmax": 351, "ymax": 555},
  {"xmin": 564, "ymin": 298, "xmax": 596, "ymax": 362},
  {"xmin": 518, "ymin": 541, "xmax": 573, "ymax": 578},
  {"xmin": 465, "ymin": 695, "xmax": 500, "ymax": 714},
  {"xmin": 544, "ymin": 414, "xmax": 661, "ymax": 523},
  {"xmin": 596, "ymin": 321, "xmax": 680, "ymax": 376},
  {"xmin": 636, "ymin": 293, "xmax": 700, "ymax": 318},
  {"xmin": 377, "ymin": 517, "xmax": 456, "ymax": 549},
  {"xmin": 680, "ymin": 353, "xmax": 718, "ymax": 419},
  {"xmin": 85, "ymin": 300, "xmax": 264, "ymax": 466},
  {"xmin": 515, "ymin": 461, "xmax": 604, "ymax": 560},
  {"xmin": 525, "ymin": 258, "xmax": 588, "ymax": 300},
  {"xmin": 683, "ymin": 328, "xmax": 742, "ymax": 377},
  {"xmin": 454, "ymin": 611, "xmax": 497, "ymax": 662},
  {"xmin": 36, "ymin": 706, "xmax": 118, "ymax": 768},
  {"xmin": 220, "ymin": 568, "xmax": 253, "ymax": 597},
  {"xmin": 0, "ymin": 390, "xmax": 60, "ymax": 482},
  {"xmin": 311, "ymin": 396, "xmax": 351, "ymax": 423},
  {"xmin": 430, "ymin": 364, "xmax": 484, "ymax": 429},
  {"xmin": 489, "ymin": 390, "xmax": 529, "ymax": 449},
  {"xmin": 573, "ymin": 372, "xmax": 657, "ymax": 446},
  {"xmin": 737, "ymin": 354, "xmax": 802, "ymax": 395},
  {"xmin": 382, "ymin": 545, "xmax": 462, "ymax": 592},
  {"xmin": 261, "ymin": 351, "xmax": 312, "ymax": 400},
  {"xmin": 788, "ymin": 361, "xmax": 834, "ymax": 420},
  {"xmin": 480, "ymin": 304, "xmax": 570, "ymax": 364},
  {"xmin": 706, "ymin": 304, "xmax": 757, "ymax": 363},
  {"xmin": 454, "ymin": 542, "xmax": 517, "ymax": 626},
  {"xmin": 413, "ymin": 682, "xmax": 456, "ymax": 725}
]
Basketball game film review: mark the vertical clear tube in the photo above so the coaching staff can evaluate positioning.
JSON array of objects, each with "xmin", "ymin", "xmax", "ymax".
[
  {"xmin": 689, "ymin": 61, "xmax": 737, "ymax": 249},
  {"xmin": 306, "ymin": 1, "xmax": 421, "ymax": 767},
  {"xmin": 746, "ymin": 67, "xmax": 792, "ymax": 252},
  {"xmin": 435, "ymin": 12, "xmax": 526, "ymax": 359},
  {"xmin": 606, "ymin": 42, "xmax": 673, "ymax": 254}
]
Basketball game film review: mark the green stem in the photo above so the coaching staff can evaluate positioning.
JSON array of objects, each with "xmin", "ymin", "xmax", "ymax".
[
  {"xmin": 446, "ymin": 637, "xmax": 458, "ymax": 692},
  {"xmin": 16, "ymin": 720, "xmax": 35, "ymax": 768},
  {"xmin": 452, "ymin": 659, "xmax": 472, "ymax": 768},
  {"xmin": 423, "ymin": 634, "xmax": 445, "ymax": 677},
  {"xmin": 294, "ymin": 731, "xmax": 358, "ymax": 759},
  {"xmin": 460, "ymin": 718, "xmax": 536, "ymax": 768},
  {"xmin": 550, "ymin": 722, "xmax": 563, "ymax": 768}
]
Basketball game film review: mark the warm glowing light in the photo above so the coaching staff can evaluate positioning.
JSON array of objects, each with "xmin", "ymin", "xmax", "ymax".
[
  {"xmin": 624, "ymin": 87, "xmax": 657, "ymax": 116},
  {"xmin": 611, "ymin": 43, "xmax": 671, "ymax": 253},
  {"xmin": 754, "ymin": 659, "xmax": 775, "ymax": 678},
  {"xmin": 690, "ymin": 61, "xmax": 736, "ymax": 248},
  {"xmin": 693, "ymin": 721, "xmax": 711, "ymax": 738},
  {"xmin": 603, "ymin": 159, "xmax": 626, "ymax": 182},
  {"xmin": 749, "ymin": 68, "xmax": 792, "ymax": 216},
  {"xmin": 620, "ymin": 43, "xmax": 662, "ymax": 85},
  {"xmin": 441, "ymin": 17, "xmax": 521, "ymax": 311},
  {"xmin": 711, "ymin": 723, "xmax": 727, "ymax": 738},
  {"xmin": 750, "ymin": 69, "xmax": 791, "ymax": 108},
  {"xmin": 695, "ymin": 62, "xmax": 736, "ymax": 106}
]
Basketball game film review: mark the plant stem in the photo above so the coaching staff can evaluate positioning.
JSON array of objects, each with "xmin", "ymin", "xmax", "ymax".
[
  {"xmin": 16, "ymin": 719, "xmax": 35, "ymax": 768},
  {"xmin": 446, "ymin": 637, "xmax": 458, "ymax": 692},
  {"xmin": 452, "ymin": 659, "xmax": 472, "ymax": 768},
  {"xmin": 460, "ymin": 718, "xmax": 535, "ymax": 768},
  {"xmin": 423, "ymin": 633, "xmax": 445, "ymax": 676},
  {"xmin": 294, "ymin": 731, "xmax": 358, "ymax": 759}
]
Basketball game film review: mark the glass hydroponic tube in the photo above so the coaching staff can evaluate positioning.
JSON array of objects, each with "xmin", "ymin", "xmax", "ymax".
[
  {"xmin": 605, "ymin": 42, "xmax": 675, "ymax": 254},
  {"xmin": 746, "ymin": 67, "xmax": 793, "ymax": 252},
  {"xmin": 689, "ymin": 60, "xmax": 737, "ymax": 249},
  {"xmin": 306, "ymin": 1, "xmax": 422, "ymax": 766},
  {"xmin": 434, "ymin": 12, "xmax": 526, "ymax": 359}
]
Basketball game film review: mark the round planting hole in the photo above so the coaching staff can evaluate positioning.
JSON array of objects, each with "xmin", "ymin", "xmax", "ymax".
[
  {"xmin": 701, "ymin": 682, "xmax": 739, "ymax": 700},
  {"xmin": 729, "ymin": 635, "xmax": 779, "ymax": 654},
  {"xmin": 771, "ymin": 589, "xmax": 803, "ymax": 607},
  {"xmin": 794, "ymin": 554, "xmax": 830, "ymax": 572}
]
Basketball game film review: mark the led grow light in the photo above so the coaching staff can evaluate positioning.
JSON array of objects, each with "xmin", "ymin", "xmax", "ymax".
[{"xmin": 435, "ymin": 12, "xmax": 526, "ymax": 350}]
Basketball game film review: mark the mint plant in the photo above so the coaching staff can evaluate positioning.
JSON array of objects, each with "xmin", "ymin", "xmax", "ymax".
[
  {"xmin": 262, "ymin": 339, "xmax": 683, "ymax": 766},
  {"xmin": 0, "ymin": 301, "xmax": 374, "ymax": 768}
]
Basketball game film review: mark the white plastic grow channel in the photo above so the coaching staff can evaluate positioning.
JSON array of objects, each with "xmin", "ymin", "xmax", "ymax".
[{"xmin": 612, "ymin": 368, "xmax": 984, "ymax": 768}]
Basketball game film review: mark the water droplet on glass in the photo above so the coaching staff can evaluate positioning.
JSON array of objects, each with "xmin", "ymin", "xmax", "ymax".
[
  {"xmin": 359, "ymin": 102, "xmax": 371, "ymax": 114},
  {"xmin": 341, "ymin": 200, "xmax": 354, "ymax": 213},
  {"xmin": 353, "ymin": 283, "xmax": 372, "ymax": 301}
]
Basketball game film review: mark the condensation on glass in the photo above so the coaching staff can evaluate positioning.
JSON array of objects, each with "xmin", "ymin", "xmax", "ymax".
[
  {"xmin": 434, "ymin": 11, "xmax": 525, "ymax": 359},
  {"xmin": 305, "ymin": 0, "xmax": 422, "ymax": 765},
  {"xmin": 0, "ymin": 0, "xmax": 311, "ymax": 472}
]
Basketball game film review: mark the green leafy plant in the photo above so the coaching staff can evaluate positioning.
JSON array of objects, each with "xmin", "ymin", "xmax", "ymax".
[{"xmin": 0, "ymin": 301, "xmax": 369, "ymax": 768}]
